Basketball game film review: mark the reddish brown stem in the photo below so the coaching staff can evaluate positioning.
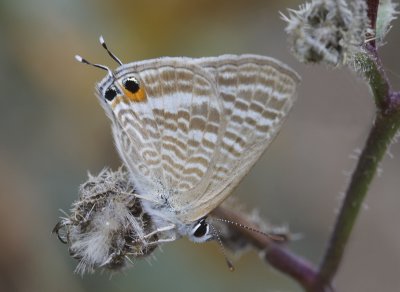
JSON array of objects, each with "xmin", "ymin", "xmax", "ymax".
[
  {"xmin": 212, "ymin": 206, "xmax": 324, "ymax": 291},
  {"xmin": 367, "ymin": 0, "xmax": 379, "ymax": 48}
]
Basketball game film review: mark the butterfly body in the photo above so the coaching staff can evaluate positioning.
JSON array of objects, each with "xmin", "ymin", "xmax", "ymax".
[{"xmin": 54, "ymin": 50, "xmax": 299, "ymax": 273}]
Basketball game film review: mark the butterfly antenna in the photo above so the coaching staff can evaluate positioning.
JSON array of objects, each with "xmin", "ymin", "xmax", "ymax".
[
  {"xmin": 74, "ymin": 55, "xmax": 114, "ymax": 78},
  {"xmin": 99, "ymin": 36, "xmax": 123, "ymax": 65},
  {"xmin": 210, "ymin": 224, "xmax": 235, "ymax": 271},
  {"xmin": 215, "ymin": 218, "xmax": 285, "ymax": 242}
]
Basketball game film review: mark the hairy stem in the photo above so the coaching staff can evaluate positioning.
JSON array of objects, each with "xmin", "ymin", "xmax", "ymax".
[
  {"xmin": 360, "ymin": 46, "xmax": 392, "ymax": 109},
  {"xmin": 312, "ymin": 1, "xmax": 400, "ymax": 289},
  {"xmin": 315, "ymin": 108, "xmax": 400, "ymax": 289}
]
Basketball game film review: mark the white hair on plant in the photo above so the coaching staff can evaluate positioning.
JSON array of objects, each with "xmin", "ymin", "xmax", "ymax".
[
  {"xmin": 281, "ymin": 0, "xmax": 370, "ymax": 66},
  {"xmin": 54, "ymin": 168, "xmax": 159, "ymax": 274},
  {"xmin": 376, "ymin": 0, "xmax": 399, "ymax": 46},
  {"xmin": 72, "ymin": 197, "xmax": 141, "ymax": 274}
]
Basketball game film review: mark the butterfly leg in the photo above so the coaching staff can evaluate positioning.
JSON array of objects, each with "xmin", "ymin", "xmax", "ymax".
[
  {"xmin": 144, "ymin": 224, "xmax": 176, "ymax": 238},
  {"xmin": 148, "ymin": 237, "xmax": 176, "ymax": 245},
  {"xmin": 145, "ymin": 224, "xmax": 177, "ymax": 245}
]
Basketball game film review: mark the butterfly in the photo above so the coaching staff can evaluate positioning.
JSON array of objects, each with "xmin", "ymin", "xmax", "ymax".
[{"xmin": 55, "ymin": 36, "xmax": 299, "ymax": 273}]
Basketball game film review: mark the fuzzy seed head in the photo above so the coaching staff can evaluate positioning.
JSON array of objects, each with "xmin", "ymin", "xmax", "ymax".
[
  {"xmin": 53, "ymin": 168, "xmax": 158, "ymax": 274},
  {"xmin": 282, "ymin": 0, "xmax": 370, "ymax": 66}
]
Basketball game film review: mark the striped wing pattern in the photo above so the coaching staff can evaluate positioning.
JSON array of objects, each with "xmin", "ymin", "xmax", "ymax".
[
  {"xmin": 110, "ymin": 59, "xmax": 224, "ymax": 208},
  {"xmin": 179, "ymin": 55, "xmax": 299, "ymax": 221},
  {"xmin": 103, "ymin": 55, "xmax": 299, "ymax": 223}
]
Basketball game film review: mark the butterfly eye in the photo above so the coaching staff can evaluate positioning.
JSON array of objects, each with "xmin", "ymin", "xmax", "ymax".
[
  {"xmin": 193, "ymin": 218, "xmax": 209, "ymax": 238},
  {"xmin": 104, "ymin": 86, "xmax": 118, "ymax": 102},
  {"xmin": 123, "ymin": 77, "xmax": 140, "ymax": 94}
]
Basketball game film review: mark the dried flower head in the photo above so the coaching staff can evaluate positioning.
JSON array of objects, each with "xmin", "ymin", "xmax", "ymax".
[
  {"xmin": 53, "ymin": 168, "xmax": 158, "ymax": 274},
  {"xmin": 282, "ymin": 0, "xmax": 369, "ymax": 66}
]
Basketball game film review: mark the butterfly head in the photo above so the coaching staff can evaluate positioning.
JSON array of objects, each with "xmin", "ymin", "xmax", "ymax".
[
  {"xmin": 97, "ymin": 72, "xmax": 147, "ymax": 109},
  {"xmin": 75, "ymin": 36, "xmax": 148, "ymax": 116}
]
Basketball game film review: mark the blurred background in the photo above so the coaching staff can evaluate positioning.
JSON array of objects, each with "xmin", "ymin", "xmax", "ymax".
[{"xmin": 1, "ymin": 0, "xmax": 399, "ymax": 291}]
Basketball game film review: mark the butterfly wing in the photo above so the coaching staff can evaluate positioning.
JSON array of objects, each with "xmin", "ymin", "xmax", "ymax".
[
  {"xmin": 100, "ymin": 55, "xmax": 299, "ymax": 224},
  {"xmin": 176, "ymin": 54, "xmax": 300, "ymax": 222},
  {"xmin": 105, "ymin": 58, "xmax": 225, "ymax": 209}
]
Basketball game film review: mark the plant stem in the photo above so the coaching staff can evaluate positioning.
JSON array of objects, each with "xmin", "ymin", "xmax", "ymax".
[
  {"xmin": 315, "ymin": 107, "xmax": 400, "ymax": 289},
  {"xmin": 361, "ymin": 46, "xmax": 391, "ymax": 109},
  {"xmin": 216, "ymin": 97, "xmax": 400, "ymax": 291},
  {"xmin": 366, "ymin": 0, "xmax": 379, "ymax": 48},
  {"xmin": 313, "ymin": 1, "xmax": 400, "ymax": 288}
]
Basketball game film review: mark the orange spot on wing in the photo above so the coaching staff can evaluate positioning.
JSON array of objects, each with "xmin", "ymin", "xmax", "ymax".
[
  {"xmin": 111, "ymin": 87, "xmax": 147, "ymax": 108},
  {"xmin": 123, "ymin": 87, "xmax": 147, "ymax": 102}
]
